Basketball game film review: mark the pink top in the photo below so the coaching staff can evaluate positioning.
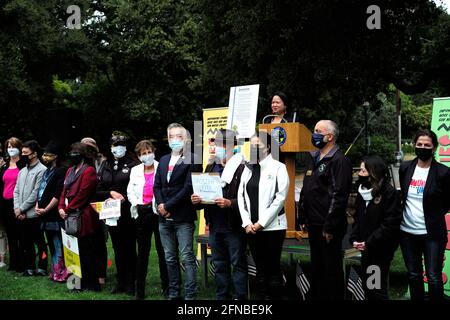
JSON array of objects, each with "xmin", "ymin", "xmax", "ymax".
[
  {"xmin": 143, "ymin": 172, "xmax": 155, "ymax": 204},
  {"xmin": 2, "ymin": 167, "xmax": 19, "ymax": 200}
]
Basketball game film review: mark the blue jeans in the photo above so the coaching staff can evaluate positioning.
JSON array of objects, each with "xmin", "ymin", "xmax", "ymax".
[
  {"xmin": 159, "ymin": 220, "xmax": 197, "ymax": 299},
  {"xmin": 400, "ymin": 231, "xmax": 446, "ymax": 300},
  {"xmin": 209, "ymin": 230, "xmax": 248, "ymax": 300}
]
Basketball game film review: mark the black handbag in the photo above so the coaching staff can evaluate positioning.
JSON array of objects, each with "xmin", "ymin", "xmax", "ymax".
[{"xmin": 65, "ymin": 210, "xmax": 82, "ymax": 236}]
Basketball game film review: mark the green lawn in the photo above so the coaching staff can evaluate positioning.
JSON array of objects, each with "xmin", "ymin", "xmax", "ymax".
[
  {"xmin": 0, "ymin": 235, "xmax": 216, "ymax": 300},
  {"xmin": 0, "ymin": 235, "xmax": 409, "ymax": 300}
]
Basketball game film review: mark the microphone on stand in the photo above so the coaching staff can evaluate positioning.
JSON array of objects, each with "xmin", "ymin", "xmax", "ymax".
[{"xmin": 262, "ymin": 114, "xmax": 288, "ymax": 124}]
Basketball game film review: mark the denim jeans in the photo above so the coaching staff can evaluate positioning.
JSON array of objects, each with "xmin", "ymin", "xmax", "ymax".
[
  {"xmin": 159, "ymin": 220, "xmax": 197, "ymax": 299},
  {"xmin": 209, "ymin": 230, "xmax": 247, "ymax": 300},
  {"xmin": 400, "ymin": 231, "xmax": 446, "ymax": 300}
]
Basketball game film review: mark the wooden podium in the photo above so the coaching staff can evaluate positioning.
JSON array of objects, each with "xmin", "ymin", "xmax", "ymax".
[{"xmin": 259, "ymin": 123, "xmax": 316, "ymax": 238}]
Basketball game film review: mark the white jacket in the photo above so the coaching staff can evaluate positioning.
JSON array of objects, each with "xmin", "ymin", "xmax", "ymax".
[
  {"xmin": 127, "ymin": 161, "xmax": 159, "ymax": 219},
  {"xmin": 238, "ymin": 154, "xmax": 289, "ymax": 231}
]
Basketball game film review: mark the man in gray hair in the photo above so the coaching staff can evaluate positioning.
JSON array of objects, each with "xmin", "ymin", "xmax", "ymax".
[{"xmin": 298, "ymin": 120, "xmax": 352, "ymax": 300}]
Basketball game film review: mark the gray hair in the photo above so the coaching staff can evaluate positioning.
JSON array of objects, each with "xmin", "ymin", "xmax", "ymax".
[
  {"xmin": 167, "ymin": 123, "xmax": 190, "ymax": 141},
  {"xmin": 324, "ymin": 120, "xmax": 339, "ymax": 142}
]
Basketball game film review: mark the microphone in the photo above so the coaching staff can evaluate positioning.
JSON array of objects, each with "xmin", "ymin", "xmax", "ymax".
[{"xmin": 262, "ymin": 114, "xmax": 288, "ymax": 123}]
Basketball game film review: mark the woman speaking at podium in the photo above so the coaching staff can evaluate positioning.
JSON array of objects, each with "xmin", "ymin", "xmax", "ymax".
[{"xmin": 262, "ymin": 92, "xmax": 298, "ymax": 124}]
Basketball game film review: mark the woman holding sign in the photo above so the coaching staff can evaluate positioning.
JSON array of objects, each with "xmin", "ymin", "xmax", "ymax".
[
  {"xmin": 238, "ymin": 130, "xmax": 289, "ymax": 300},
  {"xmin": 96, "ymin": 133, "xmax": 139, "ymax": 296},
  {"xmin": 58, "ymin": 142, "xmax": 102, "ymax": 291},
  {"xmin": 127, "ymin": 140, "xmax": 169, "ymax": 300}
]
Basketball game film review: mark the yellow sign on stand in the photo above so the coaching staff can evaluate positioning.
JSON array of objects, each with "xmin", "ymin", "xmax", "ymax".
[{"xmin": 61, "ymin": 229, "xmax": 82, "ymax": 278}]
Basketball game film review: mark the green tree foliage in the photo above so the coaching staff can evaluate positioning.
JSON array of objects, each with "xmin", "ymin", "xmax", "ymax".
[{"xmin": 0, "ymin": 0, "xmax": 449, "ymax": 156}]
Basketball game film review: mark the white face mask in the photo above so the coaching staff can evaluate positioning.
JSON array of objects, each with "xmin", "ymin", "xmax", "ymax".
[
  {"xmin": 139, "ymin": 153, "xmax": 155, "ymax": 166},
  {"xmin": 111, "ymin": 146, "xmax": 126, "ymax": 159},
  {"xmin": 7, "ymin": 148, "xmax": 20, "ymax": 158}
]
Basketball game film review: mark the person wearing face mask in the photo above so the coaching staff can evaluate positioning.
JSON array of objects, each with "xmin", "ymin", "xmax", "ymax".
[
  {"xmin": 191, "ymin": 129, "xmax": 247, "ymax": 300},
  {"xmin": 298, "ymin": 120, "xmax": 352, "ymax": 300},
  {"xmin": 0, "ymin": 137, "xmax": 26, "ymax": 271},
  {"xmin": 59, "ymin": 142, "xmax": 102, "ymax": 291},
  {"xmin": 399, "ymin": 129, "xmax": 450, "ymax": 301},
  {"xmin": 127, "ymin": 139, "xmax": 169, "ymax": 300},
  {"xmin": 154, "ymin": 123, "xmax": 202, "ymax": 300},
  {"xmin": 237, "ymin": 130, "xmax": 289, "ymax": 300},
  {"xmin": 350, "ymin": 155, "xmax": 402, "ymax": 300},
  {"xmin": 35, "ymin": 141, "xmax": 69, "ymax": 282},
  {"xmin": 13, "ymin": 140, "xmax": 48, "ymax": 277},
  {"xmin": 95, "ymin": 133, "xmax": 139, "ymax": 295}
]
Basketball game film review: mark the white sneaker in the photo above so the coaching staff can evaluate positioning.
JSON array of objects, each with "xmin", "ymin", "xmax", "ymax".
[{"xmin": 0, "ymin": 262, "xmax": 7, "ymax": 268}]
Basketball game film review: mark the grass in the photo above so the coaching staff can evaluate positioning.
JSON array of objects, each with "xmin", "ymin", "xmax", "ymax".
[
  {"xmin": 0, "ymin": 235, "xmax": 216, "ymax": 300},
  {"xmin": 0, "ymin": 232, "xmax": 409, "ymax": 300}
]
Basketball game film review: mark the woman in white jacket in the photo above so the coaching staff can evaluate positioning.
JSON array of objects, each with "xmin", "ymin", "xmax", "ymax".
[
  {"xmin": 127, "ymin": 140, "xmax": 168, "ymax": 300},
  {"xmin": 238, "ymin": 130, "xmax": 289, "ymax": 299}
]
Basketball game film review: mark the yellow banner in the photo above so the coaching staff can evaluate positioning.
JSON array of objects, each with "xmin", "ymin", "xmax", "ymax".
[
  {"xmin": 61, "ymin": 229, "xmax": 82, "ymax": 278},
  {"xmin": 197, "ymin": 107, "xmax": 229, "ymax": 258}
]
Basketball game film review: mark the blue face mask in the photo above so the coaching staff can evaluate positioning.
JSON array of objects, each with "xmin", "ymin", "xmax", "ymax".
[
  {"xmin": 169, "ymin": 140, "xmax": 184, "ymax": 152},
  {"xmin": 311, "ymin": 133, "xmax": 328, "ymax": 149},
  {"xmin": 111, "ymin": 145, "xmax": 126, "ymax": 159},
  {"xmin": 215, "ymin": 147, "xmax": 226, "ymax": 160}
]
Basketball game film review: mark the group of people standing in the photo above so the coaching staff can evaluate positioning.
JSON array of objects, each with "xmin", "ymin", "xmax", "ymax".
[
  {"xmin": 300, "ymin": 122, "xmax": 450, "ymax": 301},
  {"xmin": 0, "ymin": 93, "xmax": 449, "ymax": 301}
]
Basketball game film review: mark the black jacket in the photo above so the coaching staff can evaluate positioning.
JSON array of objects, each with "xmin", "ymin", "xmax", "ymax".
[
  {"xmin": 201, "ymin": 162, "xmax": 245, "ymax": 233},
  {"xmin": 399, "ymin": 158, "xmax": 450, "ymax": 241},
  {"xmin": 262, "ymin": 112, "xmax": 298, "ymax": 124},
  {"xmin": 350, "ymin": 182, "xmax": 402, "ymax": 256},
  {"xmin": 298, "ymin": 145, "xmax": 352, "ymax": 236},
  {"xmin": 96, "ymin": 155, "xmax": 140, "ymax": 220},
  {"xmin": 37, "ymin": 166, "xmax": 68, "ymax": 222},
  {"xmin": 154, "ymin": 152, "xmax": 202, "ymax": 223}
]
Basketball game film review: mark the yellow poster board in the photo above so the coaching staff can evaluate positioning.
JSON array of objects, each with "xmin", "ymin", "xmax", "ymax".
[
  {"xmin": 61, "ymin": 229, "xmax": 82, "ymax": 278},
  {"xmin": 197, "ymin": 107, "xmax": 229, "ymax": 258}
]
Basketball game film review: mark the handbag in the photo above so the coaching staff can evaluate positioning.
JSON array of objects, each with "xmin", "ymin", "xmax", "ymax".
[{"xmin": 65, "ymin": 210, "xmax": 82, "ymax": 236}]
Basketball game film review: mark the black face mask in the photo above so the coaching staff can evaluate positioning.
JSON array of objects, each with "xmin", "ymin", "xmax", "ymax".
[
  {"xmin": 358, "ymin": 175, "xmax": 372, "ymax": 189},
  {"xmin": 415, "ymin": 147, "xmax": 433, "ymax": 162},
  {"xmin": 68, "ymin": 152, "xmax": 83, "ymax": 166},
  {"xmin": 21, "ymin": 155, "xmax": 32, "ymax": 165}
]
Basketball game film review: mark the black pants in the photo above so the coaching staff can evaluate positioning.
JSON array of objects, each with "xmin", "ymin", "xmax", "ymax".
[
  {"xmin": 20, "ymin": 217, "xmax": 48, "ymax": 272},
  {"xmin": 135, "ymin": 205, "xmax": 169, "ymax": 298},
  {"xmin": 400, "ymin": 231, "xmax": 446, "ymax": 300},
  {"xmin": 308, "ymin": 225, "xmax": 344, "ymax": 300},
  {"xmin": 248, "ymin": 229, "xmax": 285, "ymax": 300},
  {"xmin": 97, "ymin": 221, "xmax": 108, "ymax": 279},
  {"xmin": 109, "ymin": 214, "xmax": 137, "ymax": 293},
  {"xmin": 0, "ymin": 198, "xmax": 23, "ymax": 271},
  {"xmin": 79, "ymin": 227, "xmax": 104, "ymax": 291},
  {"xmin": 360, "ymin": 251, "xmax": 392, "ymax": 300}
]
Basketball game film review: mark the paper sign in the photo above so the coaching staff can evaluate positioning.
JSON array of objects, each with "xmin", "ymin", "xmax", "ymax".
[
  {"xmin": 91, "ymin": 199, "xmax": 121, "ymax": 220},
  {"xmin": 61, "ymin": 228, "xmax": 82, "ymax": 278},
  {"xmin": 191, "ymin": 172, "xmax": 223, "ymax": 204}
]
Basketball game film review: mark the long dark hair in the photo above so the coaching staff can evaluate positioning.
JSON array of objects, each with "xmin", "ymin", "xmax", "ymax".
[{"xmin": 362, "ymin": 155, "xmax": 390, "ymax": 197}]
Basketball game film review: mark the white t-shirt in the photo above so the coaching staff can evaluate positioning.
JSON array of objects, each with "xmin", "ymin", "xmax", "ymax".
[
  {"xmin": 167, "ymin": 155, "xmax": 181, "ymax": 182},
  {"xmin": 401, "ymin": 165, "xmax": 429, "ymax": 235}
]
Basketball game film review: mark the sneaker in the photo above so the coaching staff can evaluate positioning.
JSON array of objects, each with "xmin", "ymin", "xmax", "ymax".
[
  {"xmin": 22, "ymin": 270, "xmax": 34, "ymax": 277},
  {"xmin": 35, "ymin": 269, "xmax": 48, "ymax": 276},
  {"xmin": 0, "ymin": 262, "xmax": 7, "ymax": 268}
]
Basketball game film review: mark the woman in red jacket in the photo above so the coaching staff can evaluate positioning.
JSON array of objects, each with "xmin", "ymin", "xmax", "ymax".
[{"xmin": 58, "ymin": 142, "xmax": 103, "ymax": 291}]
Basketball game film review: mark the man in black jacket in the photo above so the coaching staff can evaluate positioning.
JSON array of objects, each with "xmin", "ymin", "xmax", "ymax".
[
  {"xmin": 299, "ymin": 120, "xmax": 352, "ymax": 300},
  {"xmin": 191, "ymin": 129, "xmax": 247, "ymax": 300},
  {"xmin": 154, "ymin": 123, "xmax": 202, "ymax": 300}
]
